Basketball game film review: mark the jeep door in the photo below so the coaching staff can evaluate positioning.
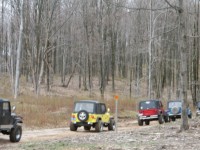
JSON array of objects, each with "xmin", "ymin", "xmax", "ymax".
[
  {"xmin": 99, "ymin": 104, "xmax": 109, "ymax": 123},
  {"xmin": 0, "ymin": 102, "xmax": 11, "ymax": 125}
]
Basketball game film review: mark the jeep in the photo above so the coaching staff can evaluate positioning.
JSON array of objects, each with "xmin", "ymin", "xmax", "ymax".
[
  {"xmin": 0, "ymin": 99, "xmax": 23, "ymax": 142},
  {"xmin": 70, "ymin": 100, "xmax": 115, "ymax": 132},
  {"xmin": 166, "ymin": 100, "xmax": 192, "ymax": 121},
  {"xmin": 137, "ymin": 100, "xmax": 168, "ymax": 126},
  {"xmin": 196, "ymin": 101, "xmax": 200, "ymax": 116}
]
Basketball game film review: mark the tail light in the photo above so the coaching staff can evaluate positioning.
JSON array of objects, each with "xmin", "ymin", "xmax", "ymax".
[{"xmin": 90, "ymin": 115, "xmax": 95, "ymax": 119}]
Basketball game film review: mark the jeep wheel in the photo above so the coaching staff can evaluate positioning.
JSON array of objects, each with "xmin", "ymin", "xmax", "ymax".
[
  {"xmin": 138, "ymin": 119, "xmax": 143, "ymax": 126},
  {"xmin": 9, "ymin": 126, "xmax": 22, "ymax": 142},
  {"xmin": 95, "ymin": 120, "xmax": 103, "ymax": 132},
  {"xmin": 77, "ymin": 110, "xmax": 89, "ymax": 122},
  {"xmin": 145, "ymin": 120, "xmax": 150, "ymax": 125},
  {"xmin": 158, "ymin": 115, "xmax": 164, "ymax": 124},
  {"xmin": 188, "ymin": 114, "xmax": 192, "ymax": 119},
  {"xmin": 164, "ymin": 115, "xmax": 169, "ymax": 123},
  {"xmin": 84, "ymin": 126, "xmax": 91, "ymax": 131},
  {"xmin": 108, "ymin": 119, "xmax": 115, "ymax": 131},
  {"xmin": 171, "ymin": 117, "xmax": 176, "ymax": 121},
  {"xmin": 70, "ymin": 122, "xmax": 78, "ymax": 131}
]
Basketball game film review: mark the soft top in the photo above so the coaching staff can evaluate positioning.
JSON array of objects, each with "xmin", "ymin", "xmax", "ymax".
[
  {"xmin": 0, "ymin": 98, "xmax": 9, "ymax": 103},
  {"xmin": 139, "ymin": 99, "xmax": 160, "ymax": 103},
  {"xmin": 167, "ymin": 100, "xmax": 182, "ymax": 103},
  {"xmin": 75, "ymin": 100, "xmax": 100, "ymax": 104}
]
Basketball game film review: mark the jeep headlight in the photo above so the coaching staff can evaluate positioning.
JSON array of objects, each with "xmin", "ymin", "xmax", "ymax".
[{"xmin": 138, "ymin": 113, "xmax": 143, "ymax": 116}]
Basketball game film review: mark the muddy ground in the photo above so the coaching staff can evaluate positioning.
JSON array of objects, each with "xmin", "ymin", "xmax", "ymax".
[{"xmin": 1, "ymin": 118, "xmax": 200, "ymax": 150}]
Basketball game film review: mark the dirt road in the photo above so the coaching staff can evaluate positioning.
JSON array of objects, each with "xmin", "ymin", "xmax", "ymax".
[
  {"xmin": 0, "ymin": 119, "xmax": 139, "ymax": 141},
  {"xmin": 1, "ymin": 119, "xmax": 200, "ymax": 150},
  {"xmin": 0, "ymin": 119, "xmax": 142, "ymax": 149}
]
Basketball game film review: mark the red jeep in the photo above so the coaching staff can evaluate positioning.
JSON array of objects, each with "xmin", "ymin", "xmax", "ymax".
[{"xmin": 137, "ymin": 100, "xmax": 168, "ymax": 126}]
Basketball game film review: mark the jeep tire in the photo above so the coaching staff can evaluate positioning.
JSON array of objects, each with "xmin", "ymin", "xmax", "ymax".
[
  {"xmin": 70, "ymin": 122, "xmax": 78, "ymax": 131},
  {"xmin": 9, "ymin": 126, "xmax": 22, "ymax": 142},
  {"xmin": 77, "ymin": 110, "xmax": 89, "ymax": 122},
  {"xmin": 158, "ymin": 114, "xmax": 164, "ymax": 124},
  {"xmin": 95, "ymin": 120, "xmax": 103, "ymax": 132},
  {"xmin": 108, "ymin": 119, "xmax": 115, "ymax": 131},
  {"xmin": 164, "ymin": 115, "xmax": 169, "ymax": 123},
  {"xmin": 145, "ymin": 120, "xmax": 150, "ymax": 125},
  {"xmin": 138, "ymin": 118, "xmax": 143, "ymax": 126},
  {"xmin": 171, "ymin": 117, "xmax": 176, "ymax": 121}
]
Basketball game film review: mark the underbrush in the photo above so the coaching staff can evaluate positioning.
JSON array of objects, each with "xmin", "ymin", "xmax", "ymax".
[
  {"xmin": 0, "ymin": 75, "xmax": 138, "ymax": 129},
  {"xmin": 10, "ymin": 95, "xmax": 137, "ymax": 129},
  {"xmin": 11, "ymin": 95, "xmax": 74, "ymax": 129}
]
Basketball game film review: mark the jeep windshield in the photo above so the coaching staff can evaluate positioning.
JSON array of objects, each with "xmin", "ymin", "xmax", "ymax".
[
  {"xmin": 197, "ymin": 101, "xmax": 200, "ymax": 108},
  {"xmin": 139, "ymin": 101, "xmax": 157, "ymax": 110},
  {"xmin": 74, "ymin": 102, "xmax": 94, "ymax": 113},
  {"xmin": 168, "ymin": 101, "xmax": 182, "ymax": 108}
]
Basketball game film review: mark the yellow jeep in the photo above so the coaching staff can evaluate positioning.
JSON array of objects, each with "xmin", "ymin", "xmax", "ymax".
[{"xmin": 70, "ymin": 100, "xmax": 115, "ymax": 132}]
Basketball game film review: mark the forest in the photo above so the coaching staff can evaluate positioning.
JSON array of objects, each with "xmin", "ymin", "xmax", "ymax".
[{"xmin": 0, "ymin": 0, "xmax": 199, "ymax": 109}]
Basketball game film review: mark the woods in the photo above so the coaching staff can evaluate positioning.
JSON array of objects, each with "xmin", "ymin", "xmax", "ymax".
[{"xmin": 0, "ymin": 0, "xmax": 199, "ymax": 107}]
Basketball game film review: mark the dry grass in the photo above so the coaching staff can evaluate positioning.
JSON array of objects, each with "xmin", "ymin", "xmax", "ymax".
[
  {"xmin": 10, "ymin": 95, "xmax": 74, "ymax": 129},
  {"xmin": 0, "ymin": 75, "xmax": 141, "ymax": 129},
  {"xmin": 9, "ymin": 95, "xmax": 137, "ymax": 130}
]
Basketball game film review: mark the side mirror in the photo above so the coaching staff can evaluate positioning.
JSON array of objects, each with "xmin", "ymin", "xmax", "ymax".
[
  {"xmin": 12, "ymin": 106, "xmax": 16, "ymax": 112},
  {"xmin": 107, "ymin": 108, "xmax": 110, "ymax": 113}
]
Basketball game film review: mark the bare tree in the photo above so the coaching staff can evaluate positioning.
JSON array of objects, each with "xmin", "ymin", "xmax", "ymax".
[
  {"xmin": 0, "ymin": 0, "xmax": 200, "ymax": 107},
  {"xmin": 14, "ymin": 0, "xmax": 24, "ymax": 99},
  {"xmin": 190, "ymin": 0, "xmax": 200, "ymax": 107},
  {"xmin": 178, "ymin": 0, "xmax": 189, "ymax": 131}
]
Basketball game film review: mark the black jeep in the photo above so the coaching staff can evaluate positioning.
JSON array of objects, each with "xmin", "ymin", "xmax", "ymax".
[{"xmin": 0, "ymin": 99, "xmax": 23, "ymax": 142}]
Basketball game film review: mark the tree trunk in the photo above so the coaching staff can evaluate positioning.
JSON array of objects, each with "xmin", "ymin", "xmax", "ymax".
[
  {"xmin": 7, "ymin": 0, "xmax": 14, "ymax": 94},
  {"xmin": 178, "ymin": 0, "xmax": 189, "ymax": 131},
  {"xmin": 14, "ymin": 0, "xmax": 24, "ymax": 99},
  {"xmin": 191, "ymin": 0, "xmax": 199, "ymax": 107},
  {"xmin": 148, "ymin": 0, "xmax": 152, "ymax": 99},
  {"xmin": 111, "ymin": 30, "xmax": 117, "ymax": 92}
]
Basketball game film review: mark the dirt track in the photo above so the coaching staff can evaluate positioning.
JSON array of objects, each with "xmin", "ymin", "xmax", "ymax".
[
  {"xmin": 1, "ymin": 118, "xmax": 200, "ymax": 150},
  {"xmin": 0, "ymin": 119, "xmax": 143, "ymax": 149},
  {"xmin": 0, "ymin": 119, "xmax": 139, "ymax": 141}
]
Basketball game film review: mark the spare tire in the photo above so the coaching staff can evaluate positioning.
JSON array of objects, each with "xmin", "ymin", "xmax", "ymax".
[
  {"xmin": 172, "ymin": 107, "xmax": 179, "ymax": 114},
  {"xmin": 77, "ymin": 110, "xmax": 89, "ymax": 122}
]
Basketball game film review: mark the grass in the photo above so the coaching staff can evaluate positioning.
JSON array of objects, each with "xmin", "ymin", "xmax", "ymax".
[
  {"xmin": 0, "ymin": 75, "xmax": 138, "ymax": 129},
  {"xmin": 9, "ymin": 94, "xmax": 138, "ymax": 129},
  {"xmin": 11, "ymin": 95, "xmax": 75, "ymax": 129}
]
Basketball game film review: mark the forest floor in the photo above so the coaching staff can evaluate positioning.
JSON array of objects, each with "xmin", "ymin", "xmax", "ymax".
[{"xmin": 1, "ymin": 117, "xmax": 200, "ymax": 150}]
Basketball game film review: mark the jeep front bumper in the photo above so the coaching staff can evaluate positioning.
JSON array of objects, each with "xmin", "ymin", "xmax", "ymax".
[
  {"xmin": 138, "ymin": 114, "xmax": 158, "ymax": 120},
  {"xmin": 196, "ymin": 110, "xmax": 200, "ymax": 116}
]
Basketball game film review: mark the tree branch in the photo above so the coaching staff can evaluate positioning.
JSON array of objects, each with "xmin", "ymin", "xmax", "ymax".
[
  {"xmin": 187, "ymin": 35, "xmax": 200, "ymax": 38},
  {"xmin": 164, "ymin": 0, "xmax": 182, "ymax": 12},
  {"xmin": 103, "ymin": 0, "xmax": 171, "ymax": 11}
]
